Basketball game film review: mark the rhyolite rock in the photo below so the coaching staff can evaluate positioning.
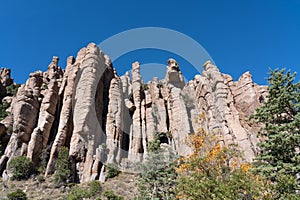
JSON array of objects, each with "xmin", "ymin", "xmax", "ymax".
[{"xmin": 0, "ymin": 44, "xmax": 267, "ymax": 182}]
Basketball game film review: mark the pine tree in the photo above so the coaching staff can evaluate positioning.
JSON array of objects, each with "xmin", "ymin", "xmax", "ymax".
[
  {"xmin": 136, "ymin": 133, "xmax": 178, "ymax": 200},
  {"xmin": 251, "ymin": 69, "xmax": 300, "ymax": 197}
]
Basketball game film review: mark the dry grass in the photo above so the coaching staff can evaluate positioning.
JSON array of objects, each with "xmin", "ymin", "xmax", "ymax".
[
  {"xmin": 103, "ymin": 172, "xmax": 139, "ymax": 199},
  {"xmin": 0, "ymin": 172, "xmax": 139, "ymax": 200},
  {"xmin": 0, "ymin": 176, "xmax": 68, "ymax": 200}
]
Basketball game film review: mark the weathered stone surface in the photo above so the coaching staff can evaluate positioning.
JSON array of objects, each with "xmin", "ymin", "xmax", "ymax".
[
  {"xmin": 45, "ymin": 56, "xmax": 78, "ymax": 176},
  {"xmin": 70, "ymin": 43, "xmax": 113, "ymax": 182},
  {"xmin": 163, "ymin": 58, "xmax": 185, "ymax": 89},
  {"xmin": 128, "ymin": 62, "xmax": 143, "ymax": 162},
  {"xmin": 0, "ymin": 68, "xmax": 13, "ymax": 87},
  {"xmin": 0, "ymin": 43, "xmax": 267, "ymax": 182},
  {"xmin": 5, "ymin": 72, "xmax": 42, "ymax": 154},
  {"xmin": 27, "ymin": 80, "xmax": 59, "ymax": 164},
  {"xmin": 44, "ymin": 56, "xmax": 64, "ymax": 82},
  {"xmin": 105, "ymin": 77, "xmax": 123, "ymax": 163}
]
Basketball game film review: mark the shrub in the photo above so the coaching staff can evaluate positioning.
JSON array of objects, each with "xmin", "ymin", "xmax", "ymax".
[
  {"xmin": 66, "ymin": 181, "xmax": 102, "ymax": 200},
  {"xmin": 6, "ymin": 84, "xmax": 21, "ymax": 96},
  {"xmin": 0, "ymin": 101, "xmax": 10, "ymax": 120},
  {"xmin": 7, "ymin": 156, "xmax": 33, "ymax": 180},
  {"xmin": 54, "ymin": 147, "xmax": 70, "ymax": 185},
  {"xmin": 143, "ymin": 83, "xmax": 149, "ymax": 91},
  {"xmin": 37, "ymin": 175, "xmax": 45, "ymax": 183},
  {"xmin": 147, "ymin": 138, "xmax": 160, "ymax": 153},
  {"xmin": 89, "ymin": 181, "xmax": 102, "ymax": 196},
  {"xmin": 7, "ymin": 189, "xmax": 27, "ymax": 200},
  {"xmin": 106, "ymin": 163, "xmax": 120, "ymax": 179},
  {"xmin": 147, "ymin": 132, "xmax": 171, "ymax": 152},
  {"xmin": 67, "ymin": 186, "xmax": 90, "ymax": 200},
  {"xmin": 103, "ymin": 190, "xmax": 124, "ymax": 200}
]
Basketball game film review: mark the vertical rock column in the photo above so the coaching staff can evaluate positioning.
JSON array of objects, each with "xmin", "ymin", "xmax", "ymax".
[
  {"xmin": 128, "ymin": 62, "xmax": 143, "ymax": 162},
  {"xmin": 27, "ymin": 80, "xmax": 59, "ymax": 165},
  {"xmin": 167, "ymin": 87, "xmax": 191, "ymax": 155},
  {"xmin": 203, "ymin": 61, "xmax": 255, "ymax": 161},
  {"xmin": 144, "ymin": 89, "xmax": 155, "ymax": 145},
  {"xmin": 0, "ymin": 71, "xmax": 43, "ymax": 175},
  {"xmin": 70, "ymin": 43, "xmax": 112, "ymax": 182},
  {"xmin": 45, "ymin": 56, "xmax": 78, "ymax": 176},
  {"xmin": 120, "ymin": 72, "xmax": 133, "ymax": 158},
  {"xmin": 105, "ymin": 76, "xmax": 123, "ymax": 163},
  {"xmin": 27, "ymin": 56, "xmax": 63, "ymax": 165},
  {"xmin": 150, "ymin": 78, "xmax": 168, "ymax": 134}
]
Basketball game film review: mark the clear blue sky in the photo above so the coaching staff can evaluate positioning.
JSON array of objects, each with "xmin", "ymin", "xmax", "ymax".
[{"xmin": 1, "ymin": 0, "xmax": 300, "ymax": 85}]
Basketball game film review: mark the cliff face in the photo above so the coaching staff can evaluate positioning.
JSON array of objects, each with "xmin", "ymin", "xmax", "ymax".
[{"xmin": 0, "ymin": 43, "xmax": 267, "ymax": 182}]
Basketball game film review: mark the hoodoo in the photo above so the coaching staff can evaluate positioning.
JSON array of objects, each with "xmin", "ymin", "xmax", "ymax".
[{"xmin": 0, "ymin": 43, "xmax": 267, "ymax": 182}]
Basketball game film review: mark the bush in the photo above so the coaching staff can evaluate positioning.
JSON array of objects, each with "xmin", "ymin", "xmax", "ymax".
[
  {"xmin": 147, "ymin": 132, "xmax": 171, "ymax": 152},
  {"xmin": 103, "ymin": 190, "xmax": 124, "ymax": 200},
  {"xmin": 37, "ymin": 175, "xmax": 45, "ymax": 183},
  {"xmin": 66, "ymin": 181, "xmax": 102, "ymax": 200},
  {"xmin": 89, "ymin": 181, "xmax": 102, "ymax": 196},
  {"xmin": 6, "ymin": 84, "xmax": 21, "ymax": 96},
  {"xmin": 143, "ymin": 83, "xmax": 149, "ymax": 91},
  {"xmin": 67, "ymin": 186, "xmax": 90, "ymax": 200},
  {"xmin": 7, "ymin": 156, "xmax": 33, "ymax": 180},
  {"xmin": 106, "ymin": 163, "xmax": 120, "ymax": 179},
  {"xmin": 0, "ymin": 101, "xmax": 10, "ymax": 120},
  {"xmin": 7, "ymin": 189, "xmax": 27, "ymax": 200},
  {"xmin": 147, "ymin": 136, "xmax": 160, "ymax": 152},
  {"xmin": 54, "ymin": 147, "xmax": 70, "ymax": 185}
]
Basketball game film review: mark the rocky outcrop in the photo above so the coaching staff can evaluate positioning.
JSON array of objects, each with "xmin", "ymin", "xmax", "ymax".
[
  {"xmin": 69, "ymin": 43, "xmax": 114, "ymax": 182},
  {"xmin": 0, "ymin": 43, "xmax": 267, "ymax": 182},
  {"xmin": 45, "ymin": 55, "xmax": 79, "ymax": 176},
  {"xmin": 185, "ymin": 61, "xmax": 267, "ymax": 161},
  {"xmin": 163, "ymin": 58, "xmax": 185, "ymax": 89},
  {"xmin": 27, "ymin": 80, "xmax": 59, "ymax": 165},
  {"xmin": 128, "ymin": 62, "xmax": 143, "ymax": 162},
  {"xmin": 0, "ymin": 68, "xmax": 14, "ymax": 87},
  {"xmin": 105, "ymin": 76, "xmax": 124, "ymax": 164},
  {"xmin": 0, "ymin": 71, "xmax": 43, "ymax": 175}
]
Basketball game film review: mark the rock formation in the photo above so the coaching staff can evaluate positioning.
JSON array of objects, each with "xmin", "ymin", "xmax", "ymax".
[
  {"xmin": 0, "ymin": 43, "xmax": 267, "ymax": 182},
  {"xmin": 0, "ymin": 68, "xmax": 14, "ymax": 87}
]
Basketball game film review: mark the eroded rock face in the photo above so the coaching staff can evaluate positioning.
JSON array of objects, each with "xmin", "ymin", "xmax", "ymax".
[
  {"xmin": 164, "ymin": 58, "xmax": 185, "ymax": 89},
  {"xmin": 0, "ymin": 43, "xmax": 267, "ymax": 182},
  {"xmin": 45, "ymin": 56, "xmax": 78, "ymax": 176},
  {"xmin": 128, "ymin": 62, "xmax": 143, "ymax": 162},
  {"xmin": 0, "ymin": 68, "xmax": 15, "ymax": 100},
  {"xmin": 70, "ymin": 43, "xmax": 114, "ymax": 182},
  {"xmin": 0, "ymin": 68, "xmax": 14, "ymax": 87},
  {"xmin": 27, "ymin": 80, "xmax": 59, "ymax": 164}
]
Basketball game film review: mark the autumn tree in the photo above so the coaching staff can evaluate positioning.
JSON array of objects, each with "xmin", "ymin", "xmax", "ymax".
[{"xmin": 176, "ymin": 127, "xmax": 270, "ymax": 199}]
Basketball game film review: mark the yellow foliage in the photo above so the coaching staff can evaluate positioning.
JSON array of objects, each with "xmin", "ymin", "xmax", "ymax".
[
  {"xmin": 176, "ymin": 115, "xmax": 274, "ymax": 199},
  {"xmin": 240, "ymin": 162, "xmax": 252, "ymax": 172}
]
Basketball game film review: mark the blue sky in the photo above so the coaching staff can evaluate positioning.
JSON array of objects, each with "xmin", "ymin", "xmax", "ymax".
[{"xmin": 0, "ymin": 0, "xmax": 300, "ymax": 85}]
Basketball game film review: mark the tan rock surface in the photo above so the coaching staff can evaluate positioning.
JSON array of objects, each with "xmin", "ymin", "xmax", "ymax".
[{"xmin": 0, "ymin": 44, "xmax": 267, "ymax": 181}]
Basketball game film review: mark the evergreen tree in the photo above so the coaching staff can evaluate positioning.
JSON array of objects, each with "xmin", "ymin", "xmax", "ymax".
[
  {"xmin": 136, "ymin": 133, "xmax": 177, "ymax": 200},
  {"xmin": 251, "ymin": 69, "xmax": 300, "ymax": 197},
  {"xmin": 54, "ymin": 147, "xmax": 71, "ymax": 185}
]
